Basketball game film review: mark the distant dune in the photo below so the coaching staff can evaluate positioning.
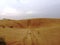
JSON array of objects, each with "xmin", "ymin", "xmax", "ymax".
[
  {"xmin": 0, "ymin": 18, "xmax": 60, "ymax": 28},
  {"xmin": 0, "ymin": 18, "xmax": 60, "ymax": 45}
]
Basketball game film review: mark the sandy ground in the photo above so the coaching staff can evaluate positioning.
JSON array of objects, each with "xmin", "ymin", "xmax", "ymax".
[{"xmin": 0, "ymin": 18, "xmax": 60, "ymax": 45}]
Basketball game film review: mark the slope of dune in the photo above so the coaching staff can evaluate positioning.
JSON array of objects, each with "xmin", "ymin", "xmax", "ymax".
[
  {"xmin": 0, "ymin": 18, "xmax": 60, "ymax": 45},
  {"xmin": 0, "ymin": 18, "xmax": 60, "ymax": 28}
]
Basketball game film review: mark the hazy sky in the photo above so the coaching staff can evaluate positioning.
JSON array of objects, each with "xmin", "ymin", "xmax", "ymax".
[{"xmin": 0, "ymin": 0, "xmax": 60, "ymax": 19}]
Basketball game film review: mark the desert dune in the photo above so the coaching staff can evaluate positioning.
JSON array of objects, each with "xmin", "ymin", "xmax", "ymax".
[{"xmin": 0, "ymin": 18, "xmax": 60, "ymax": 45}]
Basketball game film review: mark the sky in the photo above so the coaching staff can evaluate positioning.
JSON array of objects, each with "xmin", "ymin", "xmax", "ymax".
[{"xmin": 0, "ymin": 0, "xmax": 60, "ymax": 20}]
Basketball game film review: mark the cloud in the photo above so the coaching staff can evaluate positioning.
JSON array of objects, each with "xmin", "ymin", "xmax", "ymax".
[
  {"xmin": 1, "ymin": 7, "xmax": 17, "ymax": 15},
  {"xmin": 19, "ymin": 0, "xmax": 30, "ymax": 4},
  {"xmin": 25, "ymin": 11, "xmax": 38, "ymax": 15},
  {"xmin": 25, "ymin": 11, "xmax": 33, "ymax": 14}
]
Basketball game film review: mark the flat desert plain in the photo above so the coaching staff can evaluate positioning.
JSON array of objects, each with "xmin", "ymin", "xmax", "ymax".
[{"xmin": 0, "ymin": 18, "xmax": 60, "ymax": 45}]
